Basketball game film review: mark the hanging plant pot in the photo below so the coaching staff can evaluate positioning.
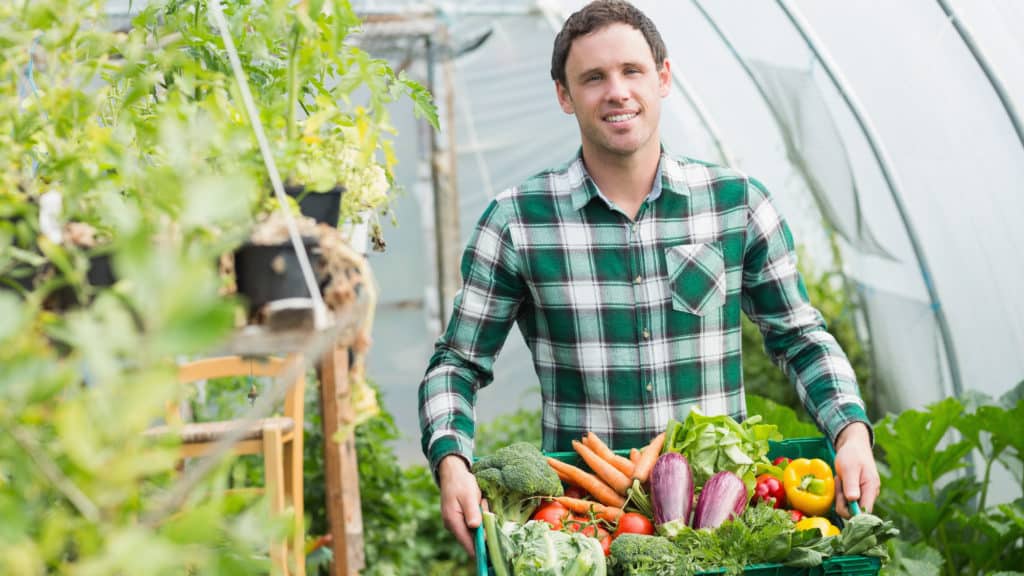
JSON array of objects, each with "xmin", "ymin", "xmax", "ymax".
[
  {"xmin": 48, "ymin": 252, "xmax": 117, "ymax": 309},
  {"xmin": 233, "ymin": 237, "xmax": 326, "ymax": 316},
  {"xmin": 286, "ymin": 185, "xmax": 344, "ymax": 226}
]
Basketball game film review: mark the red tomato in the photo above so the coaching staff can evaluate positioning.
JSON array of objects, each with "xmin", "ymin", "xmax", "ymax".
[
  {"xmin": 531, "ymin": 502, "xmax": 569, "ymax": 530},
  {"xmin": 772, "ymin": 456, "xmax": 792, "ymax": 468},
  {"xmin": 613, "ymin": 512, "xmax": 654, "ymax": 537},
  {"xmin": 600, "ymin": 533, "xmax": 613, "ymax": 556},
  {"xmin": 564, "ymin": 485, "xmax": 586, "ymax": 499}
]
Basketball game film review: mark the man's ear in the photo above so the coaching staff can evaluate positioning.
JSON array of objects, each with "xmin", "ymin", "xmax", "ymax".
[
  {"xmin": 555, "ymin": 80, "xmax": 575, "ymax": 114},
  {"xmin": 658, "ymin": 59, "xmax": 672, "ymax": 98}
]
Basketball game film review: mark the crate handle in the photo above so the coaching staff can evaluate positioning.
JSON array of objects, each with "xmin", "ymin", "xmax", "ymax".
[
  {"xmin": 849, "ymin": 500, "xmax": 861, "ymax": 516},
  {"xmin": 475, "ymin": 509, "xmax": 488, "ymax": 575}
]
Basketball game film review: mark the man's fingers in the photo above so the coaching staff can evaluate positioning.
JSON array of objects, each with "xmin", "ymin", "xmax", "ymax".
[
  {"xmin": 841, "ymin": 466, "xmax": 862, "ymax": 504},
  {"xmin": 442, "ymin": 502, "xmax": 476, "ymax": 557},
  {"xmin": 833, "ymin": 475, "xmax": 852, "ymax": 519},
  {"xmin": 463, "ymin": 496, "xmax": 482, "ymax": 528}
]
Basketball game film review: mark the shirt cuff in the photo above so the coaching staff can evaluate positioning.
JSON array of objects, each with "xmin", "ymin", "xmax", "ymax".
[
  {"xmin": 428, "ymin": 434, "xmax": 474, "ymax": 485},
  {"xmin": 827, "ymin": 403, "xmax": 874, "ymax": 448}
]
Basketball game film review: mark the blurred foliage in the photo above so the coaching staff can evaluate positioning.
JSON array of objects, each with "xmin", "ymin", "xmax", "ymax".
[{"xmin": 1, "ymin": 0, "xmax": 434, "ymax": 572}]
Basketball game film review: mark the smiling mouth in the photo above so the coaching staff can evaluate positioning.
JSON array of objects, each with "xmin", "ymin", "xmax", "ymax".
[{"xmin": 604, "ymin": 111, "xmax": 638, "ymax": 123}]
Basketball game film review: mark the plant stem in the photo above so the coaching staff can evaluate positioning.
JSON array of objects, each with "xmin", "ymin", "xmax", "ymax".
[
  {"xmin": 926, "ymin": 465, "xmax": 956, "ymax": 576},
  {"xmin": 286, "ymin": 27, "xmax": 300, "ymax": 142}
]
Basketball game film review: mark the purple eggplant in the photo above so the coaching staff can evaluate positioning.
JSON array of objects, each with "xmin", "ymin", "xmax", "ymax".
[
  {"xmin": 650, "ymin": 452, "xmax": 694, "ymax": 532},
  {"xmin": 692, "ymin": 471, "xmax": 748, "ymax": 530}
]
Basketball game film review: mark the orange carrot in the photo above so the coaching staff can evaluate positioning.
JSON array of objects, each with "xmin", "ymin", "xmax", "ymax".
[
  {"xmin": 547, "ymin": 457, "xmax": 626, "ymax": 508},
  {"xmin": 573, "ymin": 439, "xmax": 632, "ymax": 495},
  {"xmin": 554, "ymin": 496, "xmax": 624, "ymax": 523},
  {"xmin": 629, "ymin": 448, "xmax": 641, "ymax": 465},
  {"xmin": 584, "ymin": 432, "xmax": 635, "ymax": 478},
  {"xmin": 631, "ymin": 432, "xmax": 666, "ymax": 483}
]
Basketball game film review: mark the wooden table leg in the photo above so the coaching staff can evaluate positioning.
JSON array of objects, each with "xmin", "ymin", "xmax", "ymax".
[{"xmin": 319, "ymin": 346, "xmax": 365, "ymax": 575}]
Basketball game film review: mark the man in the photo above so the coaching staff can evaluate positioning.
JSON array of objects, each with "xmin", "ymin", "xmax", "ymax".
[{"xmin": 418, "ymin": 0, "xmax": 879, "ymax": 556}]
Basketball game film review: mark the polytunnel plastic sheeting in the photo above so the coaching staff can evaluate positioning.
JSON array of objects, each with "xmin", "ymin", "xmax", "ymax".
[
  {"xmin": 859, "ymin": 285, "xmax": 950, "ymax": 412},
  {"xmin": 748, "ymin": 60, "xmax": 893, "ymax": 260},
  {"xmin": 306, "ymin": 0, "xmax": 1024, "ymax": 464},
  {"xmin": 784, "ymin": 0, "xmax": 1024, "ymax": 402}
]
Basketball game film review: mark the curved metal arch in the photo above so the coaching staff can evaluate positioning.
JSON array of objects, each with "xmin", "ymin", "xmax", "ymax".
[
  {"xmin": 934, "ymin": 0, "xmax": 1024, "ymax": 151},
  {"xmin": 773, "ymin": 0, "xmax": 964, "ymax": 399}
]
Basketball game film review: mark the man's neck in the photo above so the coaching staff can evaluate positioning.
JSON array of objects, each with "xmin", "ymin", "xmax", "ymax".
[{"xmin": 581, "ymin": 142, "xmax": 662, "ymax": 220}]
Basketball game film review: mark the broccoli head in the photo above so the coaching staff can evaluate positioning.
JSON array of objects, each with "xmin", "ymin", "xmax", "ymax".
[
  {"xmin": 608, "ymin": 533, "xmax": 688, "ymax": 576},
  {"xmin": 471, "ymin": 442, "xmax": 563, "ymax": 525}
]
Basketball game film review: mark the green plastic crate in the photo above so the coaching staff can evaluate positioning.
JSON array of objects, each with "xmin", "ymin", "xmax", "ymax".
[{"xmin": 478, "ymin": 436, "xmax": 881, "ymax": 576}]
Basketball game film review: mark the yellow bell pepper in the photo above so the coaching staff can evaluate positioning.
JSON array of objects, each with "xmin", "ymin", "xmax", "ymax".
[
  {"xmin": 782, "ymin": 458, "xmax": 835, "ymax": 516},
  {"xmin": 795, "ymin": 516, "xmax": 840, "ymax": 537}
]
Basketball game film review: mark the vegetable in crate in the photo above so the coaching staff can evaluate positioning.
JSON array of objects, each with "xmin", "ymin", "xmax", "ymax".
[
  {"xmin": 662, "ymin": 408, "xmax": 781, "ymax": 494},
  {"xmin": 794, "ymin": 516, "xmax": 839, "ymax": 537},
  {"xmin": 507, "ymin": 521, "xmax": 607, "ymax": 576},
  {"xmin": 781, "ymin": 458, "xmax": 834, "ymax": 516},
  {"xmin": 608, "ymin": 533, "xmax": 687, "ymax": 576},
  {"xmin": 472, "ymin": 442, "xmax": 564, "ymax": 524},
  {"xmin": 692, "ymin": 471, "xmax": 748, "ymax": 530},
  {"xmin": 751, "ymin": 473, "xmax": 786, "ymax": 509},
  {"xmin": 648, "ymin": 452, "xmax": 693, "ymax": 537},
  {"xmin": 835, "ymin": 513, "xmax": 900, "ymax": 561}
]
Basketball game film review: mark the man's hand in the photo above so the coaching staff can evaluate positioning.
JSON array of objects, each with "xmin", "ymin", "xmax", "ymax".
[
  {"xmin": 832, "ymin": 422, "xmax": 880, "ymax": 518},
  {"xmin": 438, "ymin": 454, "xmax": 483, "ymax": 557}
]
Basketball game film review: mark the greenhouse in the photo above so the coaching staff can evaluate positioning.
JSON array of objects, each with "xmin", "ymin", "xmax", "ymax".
[{"xmin": 2, "ymin": 0, "xmax": 1022, "ymax": 575}]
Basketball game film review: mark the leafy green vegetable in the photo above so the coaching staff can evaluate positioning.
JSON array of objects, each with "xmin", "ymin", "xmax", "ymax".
[
  {"xmin": 663, "ymin": 408, "xmax": 781, "ymax": 495},
  {"xmin": 504, "ymin": 520, "xmax": 606, "ymax": 576},
  {"xmin": 670, "ymin": 504, "xmax": 795, "ymax": 575},
  {"xmin": 836, "ymin": 513, "xmax": 899, "ymax": 560}
]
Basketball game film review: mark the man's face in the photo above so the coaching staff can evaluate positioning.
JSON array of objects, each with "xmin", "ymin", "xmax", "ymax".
[{"xmin": 556, "ymin": 23, "xmax": 671, "ymax": 161}]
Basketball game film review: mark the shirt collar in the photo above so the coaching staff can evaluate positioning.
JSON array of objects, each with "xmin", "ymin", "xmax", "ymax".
[{"xmin": 569, "ymin": 147, "xmax": 689, "ymax": 212}]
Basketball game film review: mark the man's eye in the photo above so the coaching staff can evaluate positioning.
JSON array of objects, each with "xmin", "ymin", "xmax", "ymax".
[
  {"xmin": 625, "ymin": 68, "xmax": 641, "ymax": 75},
  {"xmin": 586, "ymin": 74, "xmax": 602, "ymax": 82}
]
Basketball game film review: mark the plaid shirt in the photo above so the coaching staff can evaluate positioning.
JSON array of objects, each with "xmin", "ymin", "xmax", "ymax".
[{"xmin": 419, "ymin": 150, "xmax": 869, "ymax": 472}]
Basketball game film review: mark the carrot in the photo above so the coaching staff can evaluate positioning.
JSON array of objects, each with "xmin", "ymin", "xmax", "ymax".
[
  {"xmin": 554, "ymin": 496, "xmax": 624, "ymax": 523},
  {"xmin": 631, "ymin": 431, "xmax": 666, "ymax": 483},
  {"xmin": 547, "ymin": 457, "xmax": 626, "ymax": 508},
  {"xmin": 629, "ymin": 448, "xmax": 641, "ymax": 465},
  {"xmin": 584, "ymin": 432, "xmax": 634, "ymax": 478},
  {"xmin": 572, "ymin": 439, "xmax": 632, "ymax": 496}
]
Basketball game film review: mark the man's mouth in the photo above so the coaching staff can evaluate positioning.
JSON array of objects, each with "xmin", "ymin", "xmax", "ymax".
[{"xmin": 604, "ymin": 111, "xmax": 639, "ymax": 123}]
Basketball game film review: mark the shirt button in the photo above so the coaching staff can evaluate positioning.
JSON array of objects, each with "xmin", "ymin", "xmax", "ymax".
[
  {"xmin": 646, "ymin": 383, "xmax": 653, "ymax": 392},
  {"xmin": 633, "ymin": 275, "xmax": 642, "ymax": 284},
  {"xmin": 642, "ymin": 329, "xmax": 651, "ymax": 340}
]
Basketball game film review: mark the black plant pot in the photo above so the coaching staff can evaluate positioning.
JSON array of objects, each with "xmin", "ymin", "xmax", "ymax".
[
  {"xmin": 49, "ymin": 253, "xmax": 117, "ymax": 309},
  {"xmin": 234, "ymin": 238, "xmax": 325, "ymax": 316},
  {"xmin": 286, "ymin": 185, "xmax": 344, "ymax": 226}
]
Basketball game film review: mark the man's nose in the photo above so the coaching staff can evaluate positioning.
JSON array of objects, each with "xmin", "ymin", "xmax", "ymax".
[{"xmin": 605, "ymin": 73, "xmax": 630, "ymax": 102}]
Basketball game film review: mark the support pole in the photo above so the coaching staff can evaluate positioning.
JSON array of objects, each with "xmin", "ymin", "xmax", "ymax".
[{"xmin": 774, "ymin": 0, "xmax": 964, "ymax": 398}]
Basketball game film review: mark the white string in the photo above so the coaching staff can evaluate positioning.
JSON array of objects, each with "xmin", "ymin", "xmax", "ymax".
[{"xmin": 207, "ymin": 0, "xmax": 328, "ymax": 330}]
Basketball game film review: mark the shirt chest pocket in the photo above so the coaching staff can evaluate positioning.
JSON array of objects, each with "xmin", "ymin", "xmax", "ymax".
[{"xmin": 664, "ymin": 242, "xmax": 726, "ymax": 315}]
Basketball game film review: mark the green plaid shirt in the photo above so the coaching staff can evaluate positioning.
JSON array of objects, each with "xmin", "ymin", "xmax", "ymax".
[{"xmin": 419, "ymin": 150, "xmax": 869, "ymax": 472}]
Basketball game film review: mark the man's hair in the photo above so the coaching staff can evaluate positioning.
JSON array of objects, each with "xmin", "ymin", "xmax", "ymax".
[{"xmin": 550, "ymin": 0, "xmax": 668, "ymax": 88}]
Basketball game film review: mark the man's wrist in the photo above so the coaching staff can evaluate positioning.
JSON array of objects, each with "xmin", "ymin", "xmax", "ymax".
[
  {"xmin": 438, "ymin": 453, "xmax": 472, "ymax": 484},
  {"xmin": 835, "ymin": 421, "xmax": 872, "ymax": 449}
]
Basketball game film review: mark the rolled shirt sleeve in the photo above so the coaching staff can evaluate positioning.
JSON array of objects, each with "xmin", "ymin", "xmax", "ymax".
[
  {"xmin": 418, "ymin": 196, "xmax": 526, "ymax": 476},
  {"xmin": 740, "ymin": 178, "xmax": 872, "ymax": 445}
]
